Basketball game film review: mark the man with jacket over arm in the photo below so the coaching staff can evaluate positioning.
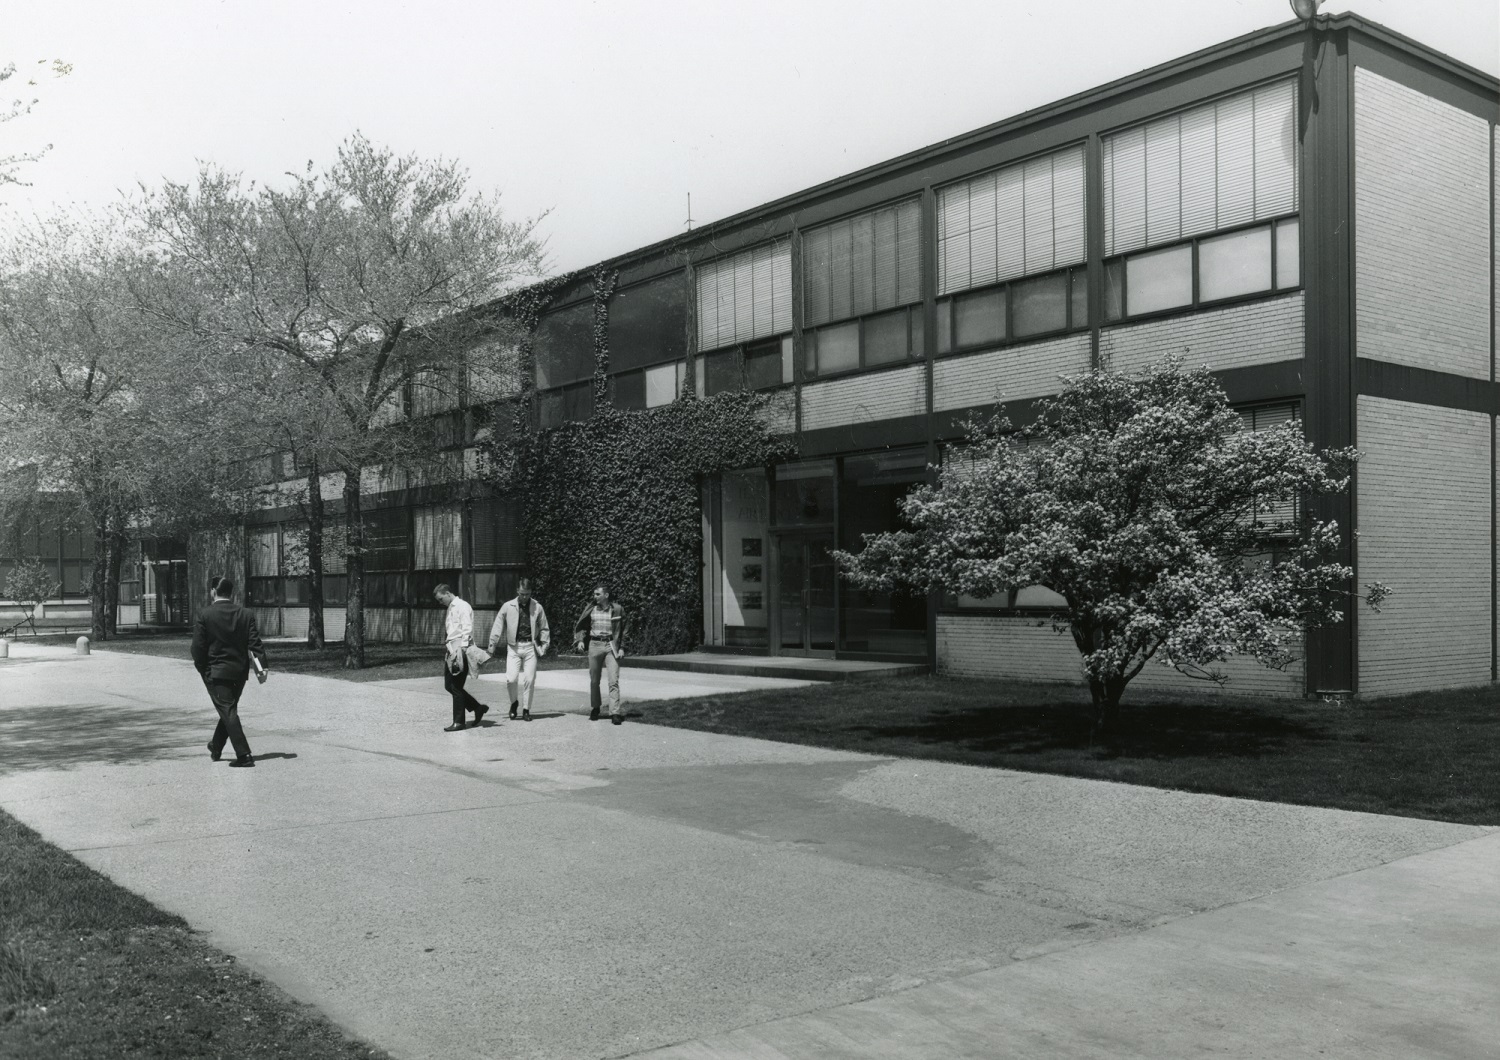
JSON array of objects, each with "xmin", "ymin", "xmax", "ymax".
[{"xmin": 191, "ymin": 578, "xmax": 269, "ymax": 767}]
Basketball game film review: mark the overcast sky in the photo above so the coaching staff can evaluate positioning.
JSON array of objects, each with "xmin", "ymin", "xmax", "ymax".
[{"xmin": 5, "ymin": 1, "xmax": 1496, "ymax": 276}]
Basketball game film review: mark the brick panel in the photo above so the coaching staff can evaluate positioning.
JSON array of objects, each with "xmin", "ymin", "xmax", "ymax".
[
  {"xmin": 933, "ymin": 334, "xmax": 1090, "ymax": 412},
  {"xmin": 1354, "ymin": 68, "xmax": 1490, "ymax": 379},
  {"xmin": 410, "ymin": 609, "xmax": 445, "ymax": 646},
  {"xmin": 250, "ymin": 607, "xmax": 281, "ymax": 637},
  {"xmin": 1100, "ymin": 294, "xmax": 1304, "ymax": 375},
  {"xmin": 937, "ymin": 615, "xmax": 1302, "ymax": 696},
  {"xmin": 800, "ymin": 364, "xmax": 925, "ymax": 432},
  {"xmin": 364, "ymin": 607, "xmax": 406, "ymax": 643},
  {"xmin": 1356, "ymin": 396, "xmax": 1491, "ymax": 696},
  {"xmin": 280, "ymin": 607, "xmax": 310, "ymax": 640}
]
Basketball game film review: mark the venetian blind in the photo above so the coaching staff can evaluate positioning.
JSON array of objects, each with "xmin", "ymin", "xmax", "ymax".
[
  {"xmin": 246, "ymin": 529, "xmax": 279, "ymax": 577},
  {"xmin": 413, "ymin": 503, "xmax": 463, "ymax": 570},
  {"xmin": 470, "ymin": 497, "xmax": 525, "ymax": 566},
  {"xmin": 1103, "ymin": 80, "xmax": 1299, "ymax": 257},
  {"xmin": 937, "ymin": 145, "xmax": 1087, "ymax": 296},
  {"xmin": 802, "ymin": 199, "xmax": 922, "ymax": 328},
  {"xmin": 695, "ymin": 242, "xmax": 792, "ymax": 352}
]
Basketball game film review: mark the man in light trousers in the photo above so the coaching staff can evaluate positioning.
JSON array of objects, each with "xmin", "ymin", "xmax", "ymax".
[
  {"xmin": 487, "ymin": 577, "xmax": 550, "ymax": 721},
  {"xmin": 574, "ymin": 584, "xmax": 626, "ymax": 725}
]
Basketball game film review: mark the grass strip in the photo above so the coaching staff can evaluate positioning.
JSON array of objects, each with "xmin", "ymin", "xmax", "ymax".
[
  {"xmin": 634, "ymin": 675, "xmax": 1500, "ymax": 826},
  {"xmin": 0, "ymin": 809, "xmax": 390, "ymax": 1059}
]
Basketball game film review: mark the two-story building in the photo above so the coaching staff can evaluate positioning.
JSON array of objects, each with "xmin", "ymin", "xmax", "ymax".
[{"xmin": 221, "ymin": 11, "xmax": 1497, "ymax": 697}]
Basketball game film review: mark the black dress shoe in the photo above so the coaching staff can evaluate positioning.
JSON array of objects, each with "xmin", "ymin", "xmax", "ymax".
[
  {"xmin": 589, "ymin": 708, "xmax": 601, "ymax": 721},
  {"xmin": 228, "ymin": 756, "xmax": 255, "ymax": 767},
  {"xmin": 522, "ymin": 709, "xmax": 531, "ymax": 722},
  {"xmin": 509, "ymin": 700, "xmax": 519, "ymax": 720},
  {"xmin": 208, "ymin": 743, "xmax": 221, "ymax": 762},
  {"xmin": 473, "ymin": 704, "xmax": 489, "ymax": 725},
  {"xmin": 611, "ymin": 715, "xmax": 623, "ymax": 726},
  {"xmin": 443, "ymin": 722, "xmax": 467, "ymax": 732}
]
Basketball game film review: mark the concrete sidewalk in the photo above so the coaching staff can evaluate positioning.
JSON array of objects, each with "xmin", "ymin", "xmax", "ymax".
[{"xmin": 1, "ymin": 640, "xmax": 1495, "ymax": 1059}]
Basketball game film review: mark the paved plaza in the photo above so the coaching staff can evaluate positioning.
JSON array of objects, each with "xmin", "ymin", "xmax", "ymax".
[{"xmin": 1, "ymin": 640, "xmax": 1496, "ymax": 1059}]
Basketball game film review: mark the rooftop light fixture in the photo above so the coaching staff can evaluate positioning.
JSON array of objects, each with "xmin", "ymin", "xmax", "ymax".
[{"xmin": 1289, "ymin": 0, "xmax": 1322, "ymax": 21}]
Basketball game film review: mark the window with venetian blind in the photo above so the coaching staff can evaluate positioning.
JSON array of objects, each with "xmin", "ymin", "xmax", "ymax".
[
  {"xmin": 695, "ymin": 241, "xmax": 794, "ymax": 395},
  {"xmin": 801, "ymin": 200, "xmax": 923, "ymax": 377},
  {"xmin": 1101, "ymin": 80, "xmax": 1302, "ymax": 321},
  {"xmin": 468, "ymin": 495, "xmax": 525, "ymax": 606},
  {"xmin": 935, "ymin": 144, "xmax": 1089, "ymax": 354},
  {"xmin": 1239, "ymin": 401, "xmax": 1301, "ymax": 532}
]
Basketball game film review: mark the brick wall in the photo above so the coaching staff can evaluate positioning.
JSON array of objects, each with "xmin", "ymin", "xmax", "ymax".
[
  {"xmin": 1356, "ymin": 396, "xmax": 1491, "ymax": 696},
  {"xmin": 364, "ymin": 607, "xmax": 406, "ymax": 643},
  {"xmin": 1099, "ymin": 293, "xmax": 1304, "ymax": 375},
  {"xmin": 932, "ymin": 334, "xmax": 1090, "ymax": 412},
  {"xmin": 937, "ymin": 614, "xmax": 1303, "ymax": 696},
  {"xmin": 1354, "ymin": 68, "xmax": 1491, "ymax": 379},
  {"xmin": 800, "ymin": 364, "xmax": 925, "ymax": 431}
]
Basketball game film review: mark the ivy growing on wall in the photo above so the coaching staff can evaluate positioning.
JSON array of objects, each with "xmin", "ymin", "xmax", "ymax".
[{"xmin": 482, "ymin": 265, "xmax": 796, "ymax": 655}]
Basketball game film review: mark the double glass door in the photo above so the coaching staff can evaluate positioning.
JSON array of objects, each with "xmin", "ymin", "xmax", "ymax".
[{"xmin": 777, "ymin": 532, "xmax": 835, "ymax": 654}]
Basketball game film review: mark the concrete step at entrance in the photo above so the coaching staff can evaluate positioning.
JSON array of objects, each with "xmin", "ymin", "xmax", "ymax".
[{"xmin": 623, "ymin": 651, "xmax": 928, "ymax": 682}]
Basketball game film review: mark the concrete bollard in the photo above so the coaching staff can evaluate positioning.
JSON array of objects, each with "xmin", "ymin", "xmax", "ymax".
[
  {"xmin": 76, "ymin": 635, "xmax": 90, "ymax": 655},
  {"xmin": 0, "ymin": 638, "xmax": 9, "ymax": 658}
]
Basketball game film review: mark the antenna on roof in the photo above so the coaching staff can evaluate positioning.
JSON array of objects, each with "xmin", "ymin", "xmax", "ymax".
[{"xmin": 684, "ymin": 193, "xmax": 695, "ymax": 232}]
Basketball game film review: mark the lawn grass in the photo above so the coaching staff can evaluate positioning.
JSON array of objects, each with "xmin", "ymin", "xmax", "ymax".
[
  {"xmin": 0, "ymin": 810, "xmax": 389, "ymax": 1059},
  {"xmin": 45, "ymin": 631, "xmax": 589, "ymax": 683},
  {"xmin": 635, "ymin": 675, "xmax": 1500, "ymax": 826}
]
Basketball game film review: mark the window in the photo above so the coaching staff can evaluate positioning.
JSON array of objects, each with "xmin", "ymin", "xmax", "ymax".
[
  {"xmin": 410, "ymin": 368, "xmax": 462, "ymax": 418},
  {"xmin": 937, "ymin": 144, "xmax": 1087, "ymax": 296},
  {"xmin": 1102, "ymin": 80, "xmax": 1299, "ymax": 257},
  {"xmin": 533, "ymin": 300, "xmax": 595, "ymax": 391},
  {"xmin": 412, "ymin": 503, "xmax": 462, "ymax": 606},
  {"xmin": 1098, "ymin": 81, "xmax": 1300, "ymax": 322},
  {"xmin": 801, "ymin": 200, "xmax": 923, "ymax": 376},
  {"xmin": 467, "ymin": 341, "xmax": 520, "ymax": 406},
  {"xmin": 469, "ymin": 496, "xmax": 524, "ymax": 606},
  {"xmin": 699, "ymin": 336, "xmax": 795, "ymax": 397},
  {"xmin": 697, "ymin": 241, "xmax": 793, "ymax": 352},
  {"xmin": 936, "ymin": 266, "xmax": 1088, "ymax": 354},
  {"xmin": 1102, "ymin": 217, "xmax": 1300, "ymax": 321},
  {"xmin": 1239, "ymin": 401, "xmax": 1301, "ymax": 532},
  {"xmin": 361, "ymin": 508, "xmax": 409, "ymax": 607},
  {"xmin": 246, "ymin": 526, "xmax": 279, "ymax": 607},
  {"xmin": 538, "ymin": 381, "xmax": 593, "ymax": 428},
  {"xmin": 610, "ymin": 273, "xmax": 687, "ymax": 373},
  {"xmin": 613, "ymin": 360, "xmax": 686, "ymax": 410},
  {"xmin": 695, "ymin": 242, "xmax": 794, "ymax": 392}
]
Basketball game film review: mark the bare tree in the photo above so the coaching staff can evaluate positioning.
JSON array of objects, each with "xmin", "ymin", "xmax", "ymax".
[
  {"xmin": 1, "ymin": 58, "xmax": 72, "ymax": 190},
  {"xmin": 0, "ymin": 210, "xmax": 233, "ymax": 637},
  {"xmin": 133, "ymin": 134, "xmax": 545, "ymax": 666}
]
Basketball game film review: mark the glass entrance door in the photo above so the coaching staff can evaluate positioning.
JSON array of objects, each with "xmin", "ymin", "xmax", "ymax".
[{"xmin": 777, "ymin": 532, "xmax": 835, "ymax": 655}]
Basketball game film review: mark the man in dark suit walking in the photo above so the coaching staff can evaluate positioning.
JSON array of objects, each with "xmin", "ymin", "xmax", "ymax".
[{"xmin": 191, "ymin": 578, "xmax": 269, "ymax": 767}]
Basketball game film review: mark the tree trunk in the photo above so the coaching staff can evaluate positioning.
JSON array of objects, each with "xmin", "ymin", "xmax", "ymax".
[
  {"xmin": 305, "ymin": 460, "xmax": 325, "ymax": 650},
  {"xmin": 342, "ymin": 469, "xmax": 365, "ymax": 669},
  {"xmin": 89, "ymin": 508, "xmax": 109, "ymax": 641},
  {"xmin": 104, "ymin": 506, "xmax": 127, "ymax": 637}
]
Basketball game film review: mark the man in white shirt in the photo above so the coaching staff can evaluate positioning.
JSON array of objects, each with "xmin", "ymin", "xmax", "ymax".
[
  {"xmin": 486, "ymin": 577, "xmax": 550, "ymax": 721},
  {"xmin": 434, "ymin": 583, "xmax": 488, "ymax": 731}
]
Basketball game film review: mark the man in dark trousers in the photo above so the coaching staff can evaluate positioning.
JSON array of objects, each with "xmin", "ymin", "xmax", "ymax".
[{"xmin": 191, "ymin": 578, "xmax": 269, "ymax": 767}]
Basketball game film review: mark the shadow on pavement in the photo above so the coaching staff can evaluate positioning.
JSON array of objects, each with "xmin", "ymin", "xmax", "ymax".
[
  {"xmin": 0, "ymin": 702, "xmax": 198, "ymax": 774},
  {"xmin": 250, "ymin": 752, "xmax": 299, "ymax": 762}
]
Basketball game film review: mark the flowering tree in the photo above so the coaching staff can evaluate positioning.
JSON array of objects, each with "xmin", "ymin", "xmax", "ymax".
[
  {"xmin": 837, "ymin": 360, "xmax": 1388, "ymax": 723},
  {"xmin": 132, "ymin": 134, "xmax": 545, "ymax": 665}
]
